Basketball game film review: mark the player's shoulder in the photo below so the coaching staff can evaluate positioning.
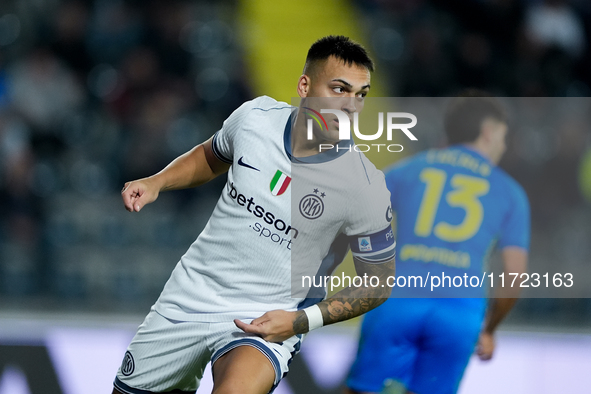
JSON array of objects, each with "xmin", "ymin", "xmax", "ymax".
[
  {"xmin": 249, "ymin": 95, "xmax": 292, "ymax": 112},
  {"xmin": 243, "ymin": 96, "xmax": 293, "ymax": 129},
  {"xmin": 339, "ymin": 152, "xmax": 393, "ymax": 235},
  {"xmin": 383, "ymin": 150, "xmax": 430, "ymax": 183},
  {"xmin": 341, "ymin": 151, "xmax": 391, "ymax": 199},
  {"xmin": 230, "ymin": 96, "xmax": 291, "ymax": 117},
  {"xmin": 491, "ymin": 165, "xmax": 529, "ymax": 204},
  {"xmin": 386, "ymin": 150, "xmax": 429, "ymax": 171}
]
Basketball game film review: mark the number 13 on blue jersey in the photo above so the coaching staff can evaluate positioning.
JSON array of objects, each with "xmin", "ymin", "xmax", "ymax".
[{"xmin": 414, "ymin": 168, "xmax": 490, "ymax": 242}]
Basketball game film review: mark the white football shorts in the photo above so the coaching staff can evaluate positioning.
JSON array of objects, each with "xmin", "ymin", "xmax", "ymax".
[{"xmin": 114, "ymin": 308, "xmax": 303, "ymax": 393}]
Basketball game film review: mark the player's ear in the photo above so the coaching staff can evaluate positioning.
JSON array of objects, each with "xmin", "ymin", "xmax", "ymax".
[
  {"xmin": 297, "ymin": 74, "xmax": 311, "ymax": 98},
  {"xmin": 478, "ymin": 118, "xmax": 494, "ymax": 143}
]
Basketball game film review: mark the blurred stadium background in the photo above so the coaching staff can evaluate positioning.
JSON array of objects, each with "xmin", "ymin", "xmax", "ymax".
[{"xmin": 0, "ymin": 0, "xmax": 590, "ymax": 393}]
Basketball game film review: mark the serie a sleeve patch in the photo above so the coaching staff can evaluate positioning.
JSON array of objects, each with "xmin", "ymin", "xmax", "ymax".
[{"xmin": 349, "ymin": 226, "xmax": 396, "ymax": 264}]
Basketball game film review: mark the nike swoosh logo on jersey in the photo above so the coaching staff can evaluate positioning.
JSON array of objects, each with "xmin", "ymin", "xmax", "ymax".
[{"xmin": 237, "ymin": 156, "xmax": 260, "ymax": 171}]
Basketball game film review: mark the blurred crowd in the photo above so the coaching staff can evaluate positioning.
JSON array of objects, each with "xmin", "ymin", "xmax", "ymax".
[
  {"xmin": 0, "ymin": 0, "xmax": 590, "ymax": 321},
  {"xmin": 0, "ymin": 0, "xmax": 250, "ymax": 308},
  {"xmin": 359, "ymin": 0, "xmax": 591, "ymax": 96}
]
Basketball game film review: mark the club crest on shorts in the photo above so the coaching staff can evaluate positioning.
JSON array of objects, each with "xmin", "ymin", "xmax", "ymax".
[
  {"xmin": 121, "ymin": 351, "xmax": 135, "ymax": 376},
  {"xmin": 270, "ymin": 170, "xmax": 291, "ymax": 196},
  {"xmin": 299, "ymin": 189, "xmax": 325, "ymax": 219}
]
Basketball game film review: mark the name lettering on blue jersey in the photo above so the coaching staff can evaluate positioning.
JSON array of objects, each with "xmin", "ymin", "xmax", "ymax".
[{"xmin": 426, "ymin": 149, "xmax": 492, "ymax": 177}]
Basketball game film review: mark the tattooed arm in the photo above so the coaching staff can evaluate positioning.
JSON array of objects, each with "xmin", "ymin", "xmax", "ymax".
[
  {"xmin": 235, "ymin": 257, "xmax": 395, "ymax": 341},
  {"xmin": 295, "ymin": 257, "xmax": 395, "ymax": 332}
]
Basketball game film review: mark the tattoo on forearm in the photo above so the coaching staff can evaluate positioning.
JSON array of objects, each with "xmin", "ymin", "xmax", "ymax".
[
  {"xmin": 292, "ymin": 310, "xmax": 309, "ymax": 335},
  {"xmin": 317, "ymin": 259, "xmax": 395, "ymax": 326}
]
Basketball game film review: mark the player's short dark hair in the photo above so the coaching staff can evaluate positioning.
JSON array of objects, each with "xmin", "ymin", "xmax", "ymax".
[
  {"xmin": 304, "ymin": 35, "xmax": 374, "ymax": 75},
  {"xmin": 444, "ymin": 89, "xmax": 507, "ymax": 145}
]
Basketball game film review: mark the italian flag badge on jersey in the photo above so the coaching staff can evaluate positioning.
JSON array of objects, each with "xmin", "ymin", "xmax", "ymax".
[{"xmin": 270, "ymin": 170, "xmax": 291, "ymax": 196}]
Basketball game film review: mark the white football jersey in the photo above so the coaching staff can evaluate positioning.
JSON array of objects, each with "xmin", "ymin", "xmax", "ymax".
[{"xmin": 154, "ymin": 96, "xmax": 395, "ymax": 322}]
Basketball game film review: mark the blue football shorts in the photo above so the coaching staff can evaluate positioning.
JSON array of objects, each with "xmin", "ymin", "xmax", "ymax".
[{"xmin": 346, "ymin": 297, "xmax": 485, "ymax": 394}]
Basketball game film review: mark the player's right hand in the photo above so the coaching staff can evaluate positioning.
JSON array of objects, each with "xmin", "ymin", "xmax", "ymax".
[
  {"xmin": 121, "ymin": 178, "xmax": 160, "ymax": 212},
  {"xmin": 234, "ymin": 310, "xmax": 298, "ymax": 343},
  {"xmin": 476, "ymin": 331, "xmax": 495, "ymax": 361}
]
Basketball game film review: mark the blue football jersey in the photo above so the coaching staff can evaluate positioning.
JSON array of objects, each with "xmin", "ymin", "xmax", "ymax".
[{"xmin": 386, "ymin": 145, "xmax": 530, "ymax": 298}]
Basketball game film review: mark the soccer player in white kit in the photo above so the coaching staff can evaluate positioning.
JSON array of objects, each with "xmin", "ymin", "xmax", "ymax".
[{"xmin": 114, "ymin": 36, "xmax": 396, "ymax": 394}]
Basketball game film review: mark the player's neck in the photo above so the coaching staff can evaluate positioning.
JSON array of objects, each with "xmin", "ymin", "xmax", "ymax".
[
  {"xmin": 291, "ymin": 111, "xmax": 331, "ymax": 158},
  {"xmin": 464, "ymin": 141, "xmax": 499, "ymax": 165}
]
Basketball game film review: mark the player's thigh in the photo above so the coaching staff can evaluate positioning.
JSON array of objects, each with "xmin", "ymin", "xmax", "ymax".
[
  {"xmin": 346, "ymin": 299, "xmax": 426, "ymax": 393},
  {"xmin": 409, "ymin": 302, "xmax": 483, "ymax": 394},
  {"xmin": 209, "ymin": 321, "xmax": 303, "ymax": 394},
  {"xmin": 212, "ymin": 345, "xmax": 275, "ymax": 394},
  {"xmin": 114, "ymin": 309, "xmax": 211, "ymax": 393}
]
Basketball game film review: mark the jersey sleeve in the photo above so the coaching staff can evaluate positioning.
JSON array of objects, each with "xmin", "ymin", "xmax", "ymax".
[
  {"xmin": 498, "ymin": 181, "xmax": 531, "ymax": 251},
  {"xmin": 344, "ymin": 162, "xmax": 396, "ymax": 264},
  {"xmin": 211, "ymin": 98, "xmax": 260, "ymax": 164}
]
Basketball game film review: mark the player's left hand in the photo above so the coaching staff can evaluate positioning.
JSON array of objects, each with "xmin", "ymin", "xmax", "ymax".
[
  {"xmin": 476, "ymin": 331, "xmax": 495, "ymax": 361},
  {"xmin": 234, "ymin": 310, "xmax": 297, "ymax": 343}
]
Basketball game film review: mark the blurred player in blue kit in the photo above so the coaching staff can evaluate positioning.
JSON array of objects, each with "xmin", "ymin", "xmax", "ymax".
[
  {"xmin": 113, "ymin": 36, "xmax": 396, "ymax": 394},
  {"xmin": 346, "ymin": 91, "xmax": 530, "ymax": 394}
]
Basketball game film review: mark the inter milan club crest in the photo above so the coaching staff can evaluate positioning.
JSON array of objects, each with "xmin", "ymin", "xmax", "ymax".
[
  {"xmin": 299, "ymin": 188, "xmax": 325, "ymax": 220},
  {"xmin": 121, "ymin": 351, "xmax": 135, "ymax": 376},
  {"xmin": 270, "ymin": 170, "xmax": 291, "ymax": 196}
]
